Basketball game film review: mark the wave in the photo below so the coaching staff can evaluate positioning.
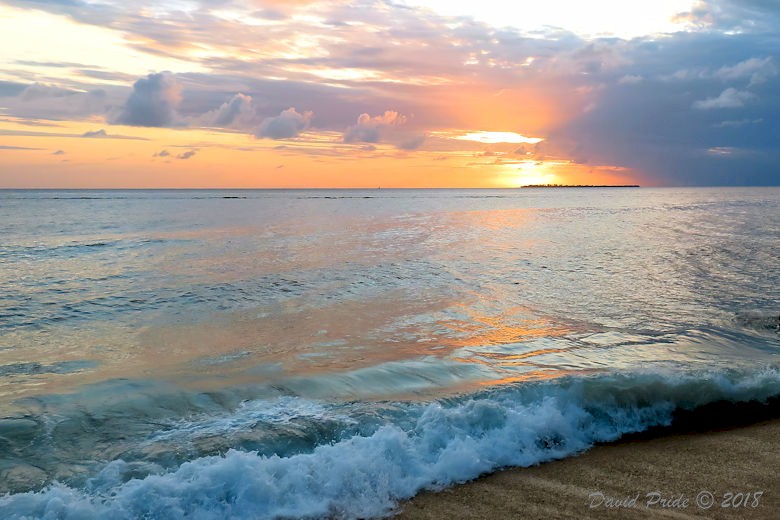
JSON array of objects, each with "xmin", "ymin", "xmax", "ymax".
[
  {"xmin": 2, "ymin": 368, "xmax": 779, "ymax": 519},
  {"xmin": 735, "ymin": 310, "xmax": 779, "ymax": 331}
]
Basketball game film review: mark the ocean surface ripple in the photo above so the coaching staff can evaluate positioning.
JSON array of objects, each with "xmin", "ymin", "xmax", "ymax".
[{"xmin": 0, "ymin": 188, "xmax": 778, "ymax": 518}]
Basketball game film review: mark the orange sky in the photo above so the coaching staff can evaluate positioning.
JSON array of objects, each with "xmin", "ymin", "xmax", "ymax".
[
  {"xmin": 0, "ymin": 116, "xmax": 641, "ymax": 188},
  {"xmin": 0, "ymin": 1, "xmax": 711, "ymax": 188}
]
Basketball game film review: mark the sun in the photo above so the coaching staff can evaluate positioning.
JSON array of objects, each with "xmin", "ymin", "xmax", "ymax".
[{"xmin": 507, "ymin": 161, "xmax": 559, "ymax": 187}]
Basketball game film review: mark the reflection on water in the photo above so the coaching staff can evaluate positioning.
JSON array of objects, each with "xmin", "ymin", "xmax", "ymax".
[
  {"xmin": 1, "ymin": 188, "xmax": 779, "ymax": 408},
  {"xmin": 0, "ymin": 188, "xmax": 779, "ymax": 499}
]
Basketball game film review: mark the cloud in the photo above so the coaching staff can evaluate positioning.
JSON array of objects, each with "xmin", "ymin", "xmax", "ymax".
[
  {"xmin": 2, "ymin": 82, "xmax": 110, "ymax": 120},
  {"xmin": 255, "ymin": 107, "xmax": 312, "ymax": 139},
  {"xmin": 714, "ymin": 118, "xmax": 763, "ymax": 128},
  {"xmin": 618, "ymin": 75, "xmax": 643, "ymax": 85},
  {"xmin": 77, "ymin": 128, "xmax": 148, "ymax": 140},
  {"xmin": 177, "ymin": 149, "xmax": 197, "ymax": 159},
  {"xmin": 154, "ymin": 149, "xmax": 170, "ymax": 157},
  {"xmin": 19, "ymin": 83, "xmax": 77, "ymax": 101},
  {"xmin": 678, "ymin": 0, "xmax": 780, "ymax": 34},
  {"xmin": 706, "ymin": 146, "xmax": 745, "ymax": 156},
  {"xmin": 3, "ymin": 0, "xmax": 780, "ymax": 186},
  {"xmin": 344, "ymin": 111, "xmax": 406, "ymax": 143},
  {"xmin": 546, "ymin": 18, "xmax": 780, "ymax": 186},
  {"xmin": 203, "ymin": 93, "xmax": 258, "ymax": 129},
  {"xmin": 714, "ymin": 56, "xmax": 777, "ymax": 86},
  {"xmin": 52, "ymin": 149, "xmax": 65, "ymax": 155},
  {"xmin": 78, "ymin": 69, "xmax": 137, "ymax": 83},
  {"xmin": 397, "ymin": 134, "xmax": 426, "ymax": 150},
  {"xmin": 692, "ymin": 88, "xmax": 756, "ymax": 109},
  {"xmin": 114, "ymin": 72, "xmax": 182, "ymax": 127},
  {"xmin": 667, "ymin": 57, "xmax": 778, "ymax": 87},
  {"xmin": 81, "ymin": 129, "xmax": 108, "ymax": 138},
  {"xmin": 0, "ymin": 128, "xmax": 148, "ymax": 141},
  {"xmin": 0, "ymin": 145, "xmax": 42, "ymax": 150},
  {"xmin": 0, "ymin": 80, "xmax": 27, "ymax": 97}
]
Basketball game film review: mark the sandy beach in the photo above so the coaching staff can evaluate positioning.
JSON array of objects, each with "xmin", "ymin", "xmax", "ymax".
[{"xmin": 397, "ymin": 416, "xmax": 780, "ymax": 519}]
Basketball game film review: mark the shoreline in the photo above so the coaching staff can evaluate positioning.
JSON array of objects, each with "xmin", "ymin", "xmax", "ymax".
[{"xmin": 396, "ymin": 402, "xmax": 780, "ymax": 519}]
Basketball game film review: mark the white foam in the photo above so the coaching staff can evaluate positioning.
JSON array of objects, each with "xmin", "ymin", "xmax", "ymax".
[{"xmin": 3, "ymin": 368, "xmax": 779, "ymax": 519}]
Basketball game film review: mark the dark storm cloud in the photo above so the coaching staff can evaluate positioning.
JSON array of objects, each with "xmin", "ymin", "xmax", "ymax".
[{"xmin": 549, "ymin": 28, "xmax": 780, "ymax": 185}]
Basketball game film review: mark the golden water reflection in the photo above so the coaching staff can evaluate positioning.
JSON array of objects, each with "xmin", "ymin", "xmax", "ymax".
[
  {"xmin": 0, "ymin": 288, "xmax": 588, "ymax": 403},
  {"xmin": 0, "ymin": 204, "xmax": 595, "ymax": 403}
]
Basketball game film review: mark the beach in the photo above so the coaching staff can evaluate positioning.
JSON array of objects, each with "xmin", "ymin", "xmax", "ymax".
[{"xmin": 398, "ymin": 417, "xmax": 780, "ymax": 519}]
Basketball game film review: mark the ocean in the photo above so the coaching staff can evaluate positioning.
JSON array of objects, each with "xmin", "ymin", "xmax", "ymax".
[{"xmin": 0, "ymin": 187, "xmax": 778, "ymax": 519}]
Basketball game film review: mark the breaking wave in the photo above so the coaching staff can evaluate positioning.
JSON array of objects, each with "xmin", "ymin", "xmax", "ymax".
[{"xmin": 2, "ymin": 368, "xmax": 779, "ymax": 519}]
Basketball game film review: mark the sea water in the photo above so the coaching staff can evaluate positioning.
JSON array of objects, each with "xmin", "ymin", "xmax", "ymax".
[{"xmin": 0, "ymin": 187, "xmax": 778, "ymax": 518}]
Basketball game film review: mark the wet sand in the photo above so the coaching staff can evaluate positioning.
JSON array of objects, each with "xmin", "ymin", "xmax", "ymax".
[{"xmin": 397, "ymin": 412, "xmax": 780, "ymax": 519}]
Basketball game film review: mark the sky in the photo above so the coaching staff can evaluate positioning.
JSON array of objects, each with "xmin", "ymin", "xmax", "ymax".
[{"xmin": 0, "ymin": 0, "xmax": 778, "ymax": 188}]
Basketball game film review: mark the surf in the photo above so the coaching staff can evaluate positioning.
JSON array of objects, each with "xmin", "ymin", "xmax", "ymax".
[{"xmin": 2, "ymin": 367, "xmax": 779, "ymax": 519}]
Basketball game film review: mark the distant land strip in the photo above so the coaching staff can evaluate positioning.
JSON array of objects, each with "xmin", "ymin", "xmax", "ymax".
[{"xmin": 520, "ymin": 184, "xmax": 641, "ymax": 188}]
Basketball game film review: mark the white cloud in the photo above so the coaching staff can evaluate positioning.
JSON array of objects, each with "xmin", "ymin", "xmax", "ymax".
[{"xmin": 692, "ymin": 88, "xmax": 755, "ymax": 110}]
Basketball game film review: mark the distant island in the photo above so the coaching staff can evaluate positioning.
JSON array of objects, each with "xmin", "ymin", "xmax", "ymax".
[{"xmin": 520, "ymin": 184, "xmax": 640, "ymax": 188}]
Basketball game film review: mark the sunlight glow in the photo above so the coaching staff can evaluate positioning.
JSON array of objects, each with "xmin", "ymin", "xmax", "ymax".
[
  {"xmin": 455, "ymin": 131, "xmax": 543, "ymax": 144},
  {"xmin": 510, "ymin": 161, "xmax": 559, "ymax": 187}
]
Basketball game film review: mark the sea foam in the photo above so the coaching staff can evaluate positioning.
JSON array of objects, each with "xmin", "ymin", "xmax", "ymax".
[{"xmin": 2, "ymin": 368, "xmax": 779, "ymax": 519}]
